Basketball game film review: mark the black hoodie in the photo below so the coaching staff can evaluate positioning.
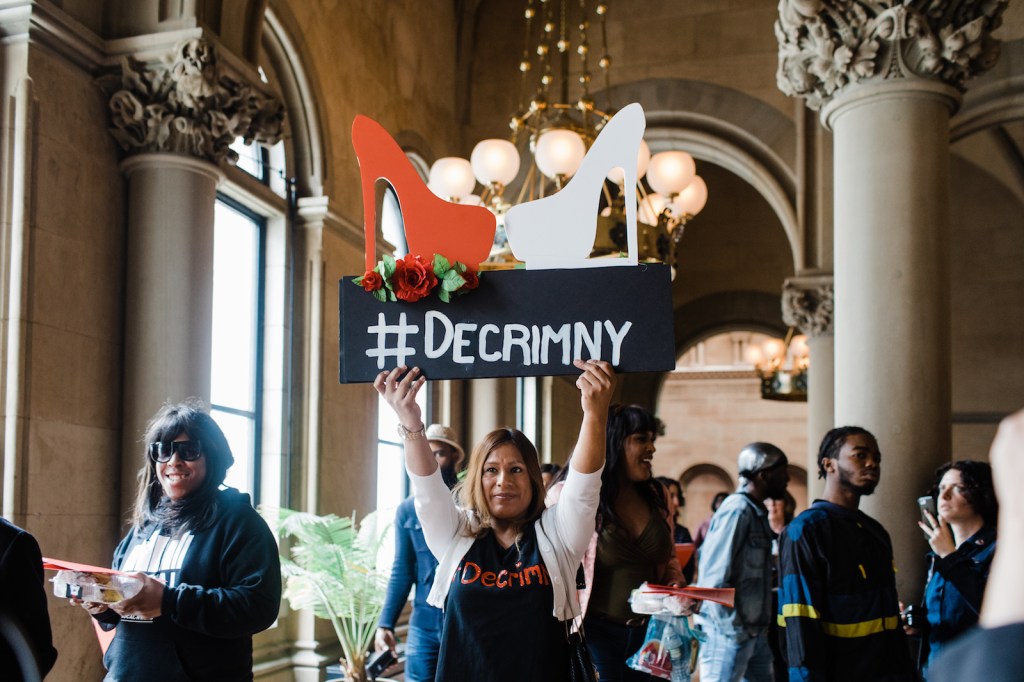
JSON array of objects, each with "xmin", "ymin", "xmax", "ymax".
[{"xmin": 95, "ymin": 488, "xmax": 281, "ymax": 681}]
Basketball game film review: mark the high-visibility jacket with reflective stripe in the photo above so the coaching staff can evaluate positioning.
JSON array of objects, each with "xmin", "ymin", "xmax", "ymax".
[{"xmin": 777, "ymin": 500, "xmax": 915, "ymax": 682}]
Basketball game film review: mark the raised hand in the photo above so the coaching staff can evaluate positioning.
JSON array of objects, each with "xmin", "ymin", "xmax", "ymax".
[
  {"xmin": 918, "ymin": 508, "xmax": 955, "ymax": 558},
  {"xmin": 573, "ymin": 359, "xmax": 616, "ymax": 416},
  {"xmin": 373, "ymin": 365, "xmax": 426, "ymax": 430},
  {"xmin": 569, "ymin": 359, "xmax": 616, "ymax": 474}
]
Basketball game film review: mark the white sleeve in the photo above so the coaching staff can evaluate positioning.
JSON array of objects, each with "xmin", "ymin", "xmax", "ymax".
[{"xmin": 408, "ymin": 466, "xmax": 462, "ymax": 561}]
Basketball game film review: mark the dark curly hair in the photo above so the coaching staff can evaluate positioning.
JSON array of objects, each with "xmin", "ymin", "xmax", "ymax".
[
  {"xmin": 816, "ymin": 425, "xmax": 876, "ymax": 479},
  {"xmin": 930, "ymin": 460, "xmax": 998, "ymax": 527},
  {"xmin": 598, "ymin": 404, "xmax": 666, "ymax": 530}
]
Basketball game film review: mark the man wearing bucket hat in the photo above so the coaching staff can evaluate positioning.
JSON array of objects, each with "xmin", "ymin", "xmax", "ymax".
[
  {"xmin": 695, "ymin": 442, "xmax": 790, "ymax": 682},
  {"xmin": 375, "ymin": 424, "xmax": 465, "ymax": 681}
]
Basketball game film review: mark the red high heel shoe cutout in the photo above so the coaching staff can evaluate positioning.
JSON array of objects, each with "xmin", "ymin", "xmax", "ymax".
[{"xmin": 352, "ymin": 115, "xmax": 496, "ymax": 272}]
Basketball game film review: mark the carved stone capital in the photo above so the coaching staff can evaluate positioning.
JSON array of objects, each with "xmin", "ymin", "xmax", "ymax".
[
  {"xmin": 782, "ymin": 275, "xmax": 834, "ymax": 337},
  {"xmin": 100, "ymin": 38, "xmax": 284, "ymax": 165},
  {"xmin": 775, "ymin": 0, "xmax": 1008, "ymax": 110}
]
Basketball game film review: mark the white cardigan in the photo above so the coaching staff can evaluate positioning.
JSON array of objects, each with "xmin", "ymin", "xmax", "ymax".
[{"xmin": 410, "ymin": 463, "xmax": 603, "ymax": 621}]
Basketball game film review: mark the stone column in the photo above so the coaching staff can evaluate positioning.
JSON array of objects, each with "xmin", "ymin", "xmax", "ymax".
[
  {"xmin": 294, "ymin": 196, "xmax": 328, "ymax": 514},
  {"xmin": 103, "ymin": 37, "xmax": 283, "ymax": 510},
  {"xmin": 776, "ymin": 0, "xmax": 1007, "ymax": 597},
  {"xmin": 783, "ymin": 276, "xmax": 834, "ymax": 500}
]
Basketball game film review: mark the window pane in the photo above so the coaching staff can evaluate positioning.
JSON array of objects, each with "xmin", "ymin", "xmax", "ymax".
[
  {"xmin": 212, "ymin": 202, "xmax": 260, "ymax": 411},
  {"xmin": 376, "ymin": 387, "xmax": 425, "ymax": 510},
  {"xmin": 230, "ymin": 137, "xmax": 265, "ymax": 180},
  {"xmin": 213, "ymin": 408, "xmax": 255, "ymax": 496},
  {"xmin": 377, "ymin": 393, "xmax": 401, "ymax": 442},
  {"xmin": 381, "ymin": 187, "xmax": 407, "ymax": 256},
  {"xmin": 376, "ymin": 441, "xmax": 405, "ymax": 516}
]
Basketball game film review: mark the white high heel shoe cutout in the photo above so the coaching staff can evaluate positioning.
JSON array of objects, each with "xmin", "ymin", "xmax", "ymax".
[{"xmin": 504, "ymin": 102, "xmax": 645, "ymax": 269}]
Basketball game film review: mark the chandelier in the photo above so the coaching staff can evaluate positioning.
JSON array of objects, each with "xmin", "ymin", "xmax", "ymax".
[
  {"xmin": 745, "ymin": 328, "xmax": 809, "ymax": 402},
  {"xmin": 424, "ymin": 0, "xmax": 708, "ymax": 269}
]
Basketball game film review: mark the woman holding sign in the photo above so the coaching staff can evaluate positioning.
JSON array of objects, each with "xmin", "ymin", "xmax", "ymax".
[
  {"xmin": 375, "ymin": 360, "xmax": 614, "ymax": 682},
  {"xmin": 74, "ymin": 400, "xmax": 281, "ymax": 681}
]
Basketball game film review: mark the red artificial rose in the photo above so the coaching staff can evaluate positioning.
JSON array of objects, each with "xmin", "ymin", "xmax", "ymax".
[
  {"xmin": 360, "ymin": 270, "xmax": 384, "ymax": 292},
  {"xmin": 460, "ymin": 270, "xmax": 480, "ymax": 291},
  {"xmin": 393, "ymin": 254, "xmax": 438, "ymax": 302}
]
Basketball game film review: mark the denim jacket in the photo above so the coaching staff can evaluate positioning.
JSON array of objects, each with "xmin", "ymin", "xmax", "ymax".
[
  {"xmin": 378, "ymin": 496, "xmax": 445, "ymax": 634},
  {"xmin": 695, "ymin": 492, "xmax": 774, "ymax": 635}
]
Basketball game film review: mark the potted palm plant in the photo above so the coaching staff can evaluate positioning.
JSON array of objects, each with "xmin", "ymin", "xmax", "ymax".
[{"xmin": 262, "ymin": 507, "xmax": 391, "ymax": 682}]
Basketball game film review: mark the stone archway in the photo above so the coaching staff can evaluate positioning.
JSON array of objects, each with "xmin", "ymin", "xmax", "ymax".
[{"xmin": 617, "ymin": 290, "xmax": 788, "ymax": 408}]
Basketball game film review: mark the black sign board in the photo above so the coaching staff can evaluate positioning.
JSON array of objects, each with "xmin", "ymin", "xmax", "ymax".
[{"xmin": 338, "ymin": 264, "xmax": 675, "ymax": 383}]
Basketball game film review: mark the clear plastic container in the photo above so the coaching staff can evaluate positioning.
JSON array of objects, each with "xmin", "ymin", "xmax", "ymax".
[{"xmin": 52, "ymin": 570, "xmax": 143, "ymax": 603}]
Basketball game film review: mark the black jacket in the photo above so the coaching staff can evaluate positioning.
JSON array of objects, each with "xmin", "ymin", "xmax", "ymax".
[
  {"xmin": 96, "ymin": 488, "xmax": 281, "ymax": 681},
  {"xmin": 0, "ymin": 518, "xmax": 57, "ymax": 681}
]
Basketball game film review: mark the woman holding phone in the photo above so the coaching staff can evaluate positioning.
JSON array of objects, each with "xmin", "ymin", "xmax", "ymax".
[{"xmin": 916, "ymin": 460, "xmax": 998, "ymax": 677}]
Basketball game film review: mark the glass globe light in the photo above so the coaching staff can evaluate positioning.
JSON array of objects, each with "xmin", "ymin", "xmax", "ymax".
[
  {"xmin": 790, "ymin": 334, "xmax": 809, "ymax": 359},
  {"xmin": 429, "ymin": 157, "xmax": 476, "ymax": 200},
  {"xmin": 470, "ymin": 139, "xmax": 521, "ymax": 186},
  {"xmin": 761, "ymin": 338, "xmax": 786, "ymax": 364},
  {"xmin": 744, "ymin": 345, "xmax": 765, "ymax": 367},
  {"xmin": 638, "ymin": 192, "xmax": 666, "ymax": 225},
  {"xmin": 534, "ymin": 128, "xmax": 586, "ymax": 179},
  {"xmin": 606, "ymin": 139, "xmax": 651, "ymax": 185},
  {"xmin": 675, "ymin": 175, "xmax": 708, "ymax": 217},
  {"xmin": 646, "ymin": 150, "xmax": 696, "ymax": 197}
]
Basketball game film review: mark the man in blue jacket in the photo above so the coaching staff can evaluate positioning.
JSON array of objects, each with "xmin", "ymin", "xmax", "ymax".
[
  {"xmin": 696, "ymin": 442, "xmax": 790, "ymax": 682},
  {"xmin": 778, "ymin": 426, "xmax": 914, "ymax": 682},
  {"xmin": 374, "ymin": 424, "xmax": 464, "ymax": 682}
]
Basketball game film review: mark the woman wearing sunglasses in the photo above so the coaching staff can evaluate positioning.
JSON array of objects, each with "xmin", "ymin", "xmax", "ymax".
[{"xmin": 75, "ymin": 400, "xmax": 281, "ymax": 681}]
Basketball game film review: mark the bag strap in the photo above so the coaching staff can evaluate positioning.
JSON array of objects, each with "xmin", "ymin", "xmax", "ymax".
[{"xmin": 560, "ymin": 563, "xmax": 587, "ymax": 638}]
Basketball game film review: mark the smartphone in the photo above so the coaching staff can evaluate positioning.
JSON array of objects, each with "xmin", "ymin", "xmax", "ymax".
[
  {"xmin": 917, "ymin": 495, "xmax": 937, "ymax": 524},
  {"xmin": 366, "ymin": 649, "xmax": 397, "ymax": 680}
]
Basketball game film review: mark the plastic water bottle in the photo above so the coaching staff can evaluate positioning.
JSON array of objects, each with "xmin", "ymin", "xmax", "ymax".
[{"xmin": 661, "ymin": 617, "xmax": 689, "ymax": 682}]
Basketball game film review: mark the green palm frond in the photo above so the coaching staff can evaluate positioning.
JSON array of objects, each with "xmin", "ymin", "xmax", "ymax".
[{"xmin": 261, "ymin": 506, "xmax": 391, "ymax": 672}]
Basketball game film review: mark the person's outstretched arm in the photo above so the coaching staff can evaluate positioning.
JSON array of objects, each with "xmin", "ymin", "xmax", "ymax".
[
  {"xmin": 553, "ymin": 360, "xmax": 615, "ymax": 559},
  {"xmin": 567, "ymin": 359, "xmax": 616, "ymax": 474},
  {"xmin": 375, "ymin": 366, "xmax": 460, "ymax": 559},
  {"xmin": 375, "ymin": 366, "xmax": 434, "ymax": 476},
  {"xmin": 980, "ymin": 408, "xmax": 1024, "ymax": 628}
]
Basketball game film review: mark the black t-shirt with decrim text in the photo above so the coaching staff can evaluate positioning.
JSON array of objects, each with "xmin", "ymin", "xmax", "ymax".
[{"xmin": 435, "ymin": 524, "xmax": 569, "ymax": 681}]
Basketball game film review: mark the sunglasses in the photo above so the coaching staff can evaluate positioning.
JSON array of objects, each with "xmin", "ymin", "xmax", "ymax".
[{"xmin": 149, "ymin": 439, "xmax": 203, "ymax": 463}]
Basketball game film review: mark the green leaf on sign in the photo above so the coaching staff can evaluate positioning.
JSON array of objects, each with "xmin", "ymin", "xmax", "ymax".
[
  {"xmin": 441, "ymin": 269, "xmax": 466, "ymax": 292},
  {"xmin": 380, "ymin": 255, "xmax": 396, "ymax": 280},
  {"xmin": 433, "ymin": 254, "xmax": 451, "ymax": 277},
  {"xmin": 372, "ymin": 288, "xmax": 386, "ymax": 303},
  {"xmin": 437, "ymin": 288, "xmax": 451, "ymax": 303}
]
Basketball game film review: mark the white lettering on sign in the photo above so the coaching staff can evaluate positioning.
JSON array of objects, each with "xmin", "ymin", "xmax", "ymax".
[
  {"xmin": 366, "ymin": 311, "xmax": 632, "ymax": 368},
  {"xmin": 454, "ymin": 323, "xmax": 477, "ymax": 364},
  {"xmin": 541, "ymin": 324, "xmax": 571, "ymax": 365},
  {"xmin": 366, "ymin": 312, "xmax": 420, "ymax": 368},
  {"xmin": 424, "ymin": 311, "xmax": 453, "ymax": 359},
  {"xmin": 479, "ymin": 324, "xmax": 501, "ymax": 361}
]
